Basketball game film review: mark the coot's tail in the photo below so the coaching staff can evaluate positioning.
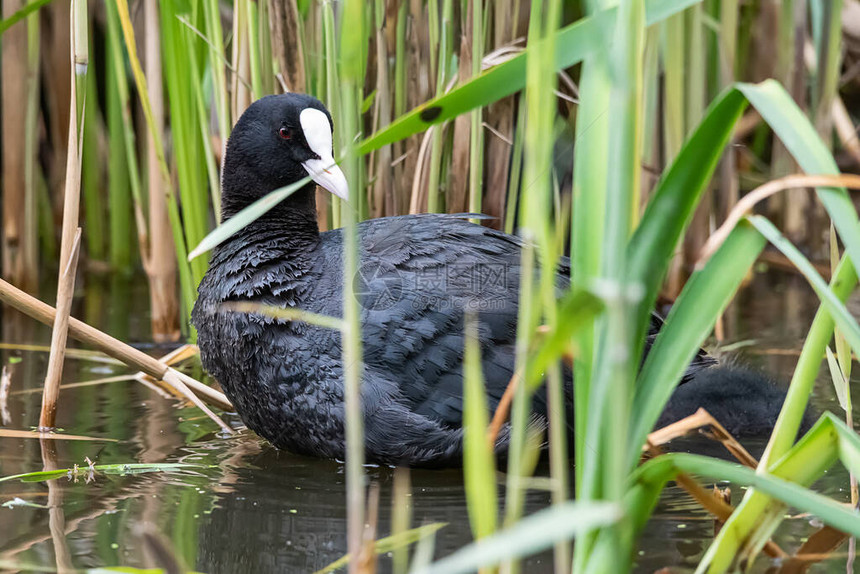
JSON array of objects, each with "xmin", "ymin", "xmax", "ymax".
[{"xmin": 658, "ymin": 366, "xmax": 815, "ymax": 437}]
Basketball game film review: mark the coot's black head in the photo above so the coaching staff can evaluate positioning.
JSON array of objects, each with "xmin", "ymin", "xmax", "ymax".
[{"xmin": 221, "ymin": 93, "xmax": 348, "ymax": 219}]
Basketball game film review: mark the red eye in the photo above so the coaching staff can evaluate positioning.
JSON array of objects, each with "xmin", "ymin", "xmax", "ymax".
[{"xmin": 279, "ymin": 127, "xmax": 292, "ymax": 140}]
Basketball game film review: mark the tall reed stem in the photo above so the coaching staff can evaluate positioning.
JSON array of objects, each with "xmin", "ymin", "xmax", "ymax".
[
  {"xmin": 574, "ymin": 0, "xmax": 644, "ymax": 570},
  {"xmin": 467, "ymin": 0, "xmax": 483, "ymax": 221},
  {"xmin": 503, "ymin": 6, "xmax": 563, "ymax": 574},
  {"xmin": 525, "ymin": 1, "xmax": 567, "ymax": 570},
  {"xmin": 22, "ymin": 0, "xmax": 40, "ymax": 285},
  {"xmin": 1, "ymin": 0, "xmax": 37, "ymax": 290},
  {"xmin": 39, "ymin": 0, "xmax": 88, "ymax": 430},
  {"xmin": 143, "ymin": 0, "xmax": 180, "ymax": 341},
  {"xmin": 322, "ymin": 0, "xmax": 342, "ymax": 228},
  {"xmin": 338, "ymin": 0, "xmax": 366, "ymax": 571},
  {"xmin": 231, "ymin": 0, "xmax": 252, "ymax": 119},
  {"xmin": 571, "ymin": 0, "xmax": 612, "ymax": 506},
  {"xmin": 426, "ymin": 0, "xmax": 453, "ymax": 213},
  {"xmin": 115, "ymin": 0, "xmax": 196, "ymax": 337}
]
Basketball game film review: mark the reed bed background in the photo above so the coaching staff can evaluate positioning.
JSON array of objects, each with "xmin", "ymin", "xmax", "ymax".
[{"xmin": 3, "ymin": 0, "xmax": 860, "ymax": 572}]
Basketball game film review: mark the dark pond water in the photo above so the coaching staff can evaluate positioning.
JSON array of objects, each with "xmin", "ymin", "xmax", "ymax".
[{"xmin": 0, "ymin": 267, "xmax": 857, "ymax": 573}]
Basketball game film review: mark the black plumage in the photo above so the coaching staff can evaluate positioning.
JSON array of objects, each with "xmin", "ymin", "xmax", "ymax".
[{"xmin": 192, "ymin": 93, "xmax": 793, "ymax": 467}]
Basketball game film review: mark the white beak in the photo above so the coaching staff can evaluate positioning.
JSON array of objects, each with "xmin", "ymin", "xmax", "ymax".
[
  {"xmin": 299, "ymin": 107, "xmax": 350, "ymax": 201},
  {"xmin": 301, "ymin": 156, "xmax": 349, "ymax": 201}
]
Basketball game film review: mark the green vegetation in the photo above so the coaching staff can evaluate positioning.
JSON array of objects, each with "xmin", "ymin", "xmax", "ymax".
[
  {"xmin": 0, "ymin": 462, "xmax": 210, "ymax": 483},
  {"xmin": 2, "ymin": 0, "xmax": 860, "ymax": 572}
]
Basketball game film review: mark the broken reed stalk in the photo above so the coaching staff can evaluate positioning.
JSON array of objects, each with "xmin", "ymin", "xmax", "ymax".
[
  {"xmin": 644, "ymin": 408, "xmax": 758, "ymax": 468},
  {"xmin": 0, "ymin": 277, "xmax": 234, "ymax": 416},
  {"xmin": 40, "ymin": 228, "xmax": 82, "ymax": 429},
  {"xmin": 645, "ymin": 409, "xmax": 786, "ymax": 559},
  {"xmin": 40, "ymin": 0, "xmax": 88, "ymax": 431}
]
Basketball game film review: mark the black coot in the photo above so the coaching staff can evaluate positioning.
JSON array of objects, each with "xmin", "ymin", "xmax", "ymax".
[{"xmin": 192, "ymin": 93, "xmax": 794, "ymax": 467}]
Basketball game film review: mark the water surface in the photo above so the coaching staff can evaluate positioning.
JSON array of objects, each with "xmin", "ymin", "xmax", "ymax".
[{"xmin": 0, "ymin": 268, "xmax": 856, "ymax": 572}]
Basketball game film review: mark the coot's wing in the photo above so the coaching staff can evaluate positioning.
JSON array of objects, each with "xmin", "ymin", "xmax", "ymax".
[
  {"xmin": 353, "ymin": 214, "xmax": 542, "ymax": 428},
  {"xmin": 350, "ymin": 213, "xmax": 711, "ymax": 429}
]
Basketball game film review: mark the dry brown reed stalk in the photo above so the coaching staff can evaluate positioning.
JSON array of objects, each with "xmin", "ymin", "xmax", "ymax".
[
  {"xmin": 832, "ymin": 96, "xmax": 860, "ymax": 167},
  {"xmin": 645, "ymin": 408, "xmax": 758, "ymax": 468},
  {"xmin": 771, "ymin": 0, "xmax": 810, "ymax": 245},
  {"xmin": 0, "ymin": 343, "xmax": 123, "ymax": 363},
  {"xmin": 0, "ymin": 365, "xmax": 11, "ymax": 426},
  {"xmin": 448, "ymin": 1, "xmax": 473, "ymax": 214},
  {"xmin": 645, "ymin": 408, "xmax": 787, "ymax": 560},
  {"xmin": 483, "ymin": 3, "xmax": 518, "ymax": 227},
  {"xmin": 12, "ymin": 374, "xmax": 143, "ymax": 396},
  {"xmin": 486, "ymin": 370, "xmax": 519, "ymax": 450},
  {"xmin": 39, "ymin": 0, "xmax": 89, "ymax": 431},
  {"xmin": 715, "ymin": 12, "xmax": 739, "ymax": 231},
  {"xmin": 22, "ymin": 0, "xmax": 40, "ymax": 285},
  {"xmin": 409, "ymin": 126, "xmax": 437, "ymax": 213},
  {"xmin": 468, "ymin": 0, "xmax": 485, "ymax": 223},
  {"xmin": 777, "ymin": 526, "xmax": 851, "ymax": 573},
  {"xmin": 231, "ymin": 0, "xmax": 252, "ymax": 120},
  {"xmin": 0, "ymin": 277, "xmax": 234, "ymax": 415},
  {"xmin": 397, "ymin": 0, "xmax": 426, "ymax": 213},
  {"xmin": 697, "ymin": 173, "xmax": 860, "ymax": 267},
  {"xmin": 152, "ymin": 343, "xmax": 200, "ymax": 365},
  {"xmin": 758, "ymin": 250, "xmax": 833, "ymax": 280},
  {"xmin": 1, "ymin": 0, "xmax": 36, "ymax": 291},
  {"xmin": 357, "ymin": 482, "xmax": 381, "ymax": 574},
  {"xmin": 268, "ymin": 1, "xmax": 326, "ymax": 226},
  {"xmin": 371, "ymin": 3, "xmax": 395, "ymax": 218},
  {"xmin": 712, "ymin": 485, "xmax": 731, "ymax": 536},
  {"xmin": 160, "ymin": 370, "xmax": 233, "ymax": 434},
  {"xmin": 41, "ymin": 0, "xmax": 71, "ymax": 215},
  {"xmin": 0, "ymin": 428, "xmax": 118, "ymax": 441},
  {"xmin": 268, "ymin": 0, "xmax": 306, "ymax": 92},
  {"xmin": 40, "ymin": 226, "xmax": 81, "ymax": 430},
  {"xmin": 144, "ymin": 0, "xmax": 180, "ymax": 342},
  {"xmin": 733, "ymin": 110, "xmax": 762, "ymax": 140}
]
